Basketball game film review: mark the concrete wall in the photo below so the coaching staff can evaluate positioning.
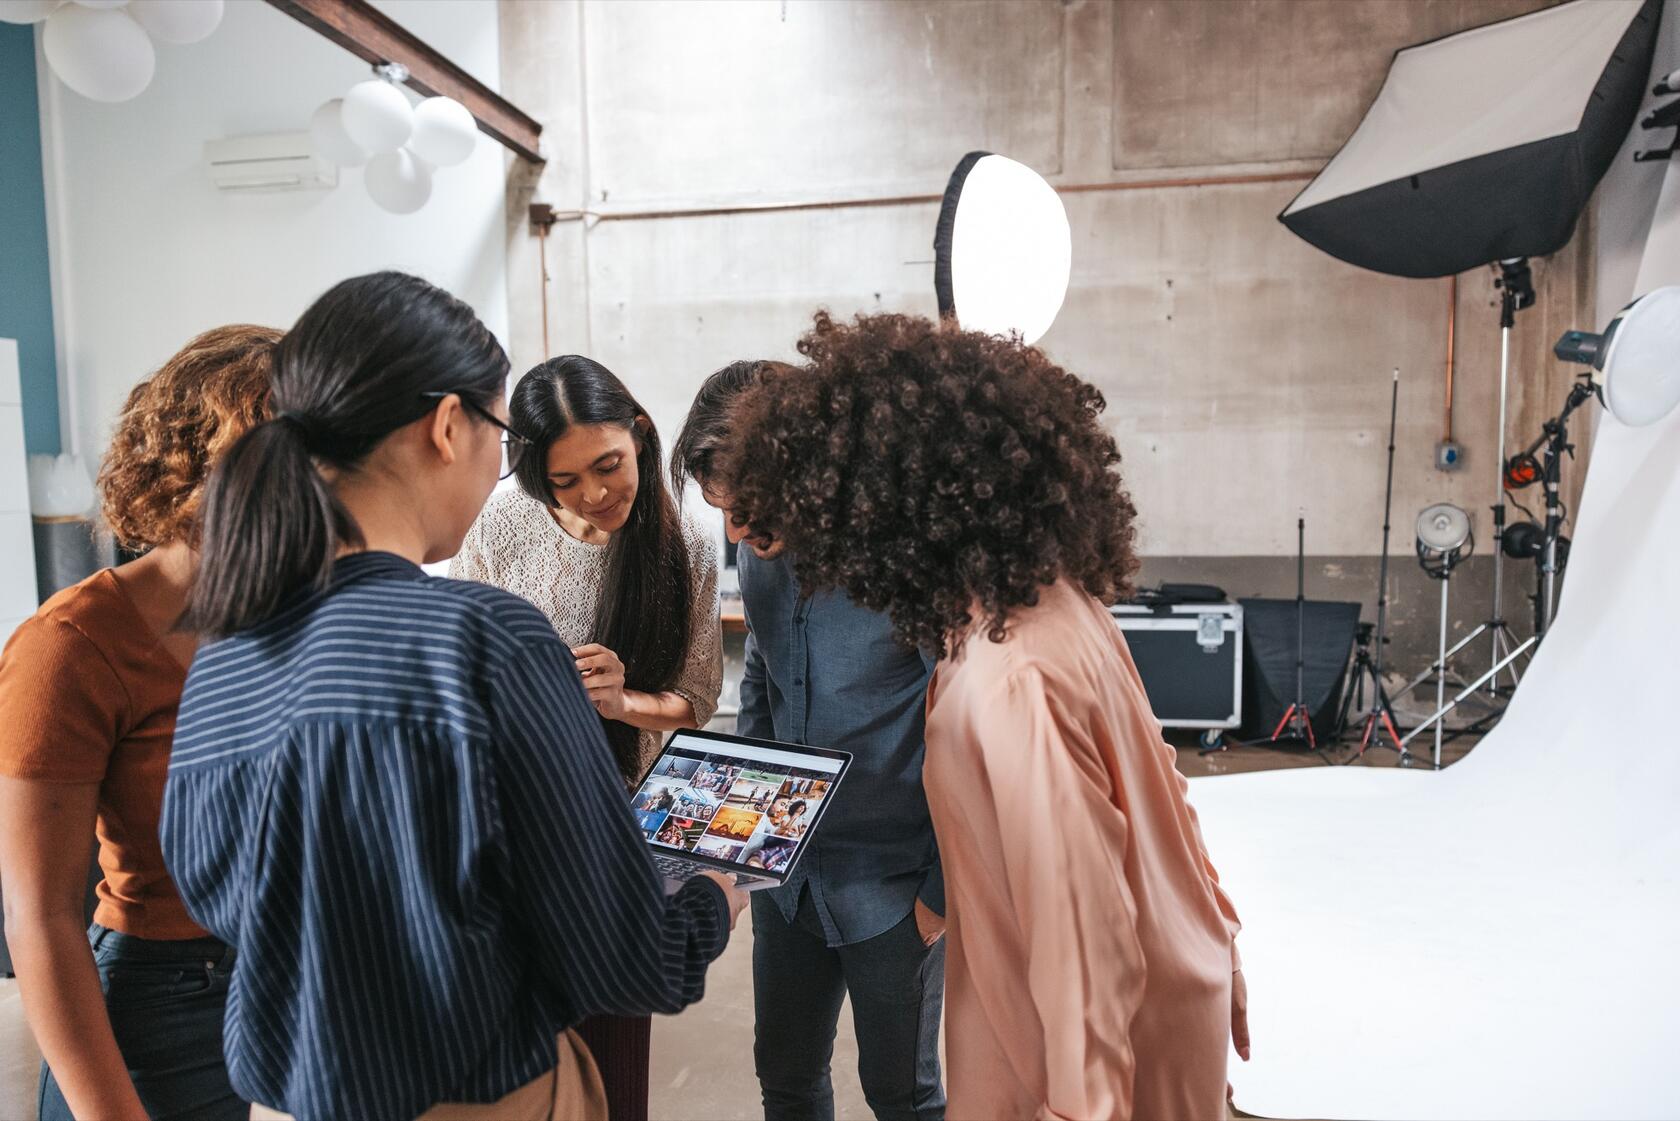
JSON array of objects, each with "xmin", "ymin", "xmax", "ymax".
[
  {"xmin": 37, "ymin": 0, "xmax": 508, "ymax": 464},
  {"xmin": 499, "ymin": 0, "xmax": 1603, "ymax": 675}
]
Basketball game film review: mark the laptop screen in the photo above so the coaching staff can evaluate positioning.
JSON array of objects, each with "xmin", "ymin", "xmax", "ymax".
[{"xmin": 629, "ymin": 729, "xmax": 849, "ymax": 880}]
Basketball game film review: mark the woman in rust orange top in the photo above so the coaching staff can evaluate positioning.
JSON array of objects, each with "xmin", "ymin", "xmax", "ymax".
[
  {"xmin": 0, "ymin": 326, "xmax": 277, "ymax": 1121},
  {"xmin": 722, "ymin": 312, "xmax": 1251, "ymax": 1120}
]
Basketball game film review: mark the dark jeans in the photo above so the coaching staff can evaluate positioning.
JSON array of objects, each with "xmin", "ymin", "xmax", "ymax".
[
  {"xmin": 39, "ymin": 925, "xmax": 243, "ymax": 1121},
  {"xmin": 752, "ymin": 889, "xmax": 945, "ymax": 1121},
  {"xmin": 574, "ymin": 1012, "xmax": 650, "ymax": 1121}
]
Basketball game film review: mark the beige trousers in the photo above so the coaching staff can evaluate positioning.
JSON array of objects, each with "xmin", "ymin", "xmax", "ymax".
[{"xmin": 249, "ymin": 1030, "xmax": 607, "ymax": 1121}]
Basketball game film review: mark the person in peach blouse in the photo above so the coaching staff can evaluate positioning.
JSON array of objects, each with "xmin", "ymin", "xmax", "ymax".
[{"xmin": 719, "ymin": 311, "xmax": 1249, "ymax": 1120}]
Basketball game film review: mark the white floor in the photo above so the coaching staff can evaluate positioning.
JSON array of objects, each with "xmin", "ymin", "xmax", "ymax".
[{"xmin": 650, "ymin": 913, "xmax": 875, "ymax": 1120}]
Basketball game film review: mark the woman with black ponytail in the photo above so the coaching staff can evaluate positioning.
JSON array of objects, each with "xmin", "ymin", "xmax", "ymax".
[
  {"xmin": 449, "ymin": 355, "xmax": 722, "ymax": 1121},
  {"xmin": 159, "ymin": 272, "xmax": 745, "ymax": 1121}
]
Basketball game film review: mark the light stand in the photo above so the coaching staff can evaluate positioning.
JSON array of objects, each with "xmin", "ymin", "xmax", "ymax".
[
  {"xmin": 1537, "ymin": 377, "xmax": 1595, "ymax": 633},
  {"xmin": 1484, "ymin": 258, "xmax": 1534, "ymax": 692},
  {"xmin": 1269, "ymin": 517, "xmax": 1317, "ymax": 750},
  {"xmin": 1401, "ymin": 260, "xmax": 1539, "ymax": 706},
  {"xmin": 1406, "ymin": 504, "xmax": 1472, "ymax": 769},
  {"xmin": 1343, "ymin": 370, "xmax": 1405, "ymax": 761}
]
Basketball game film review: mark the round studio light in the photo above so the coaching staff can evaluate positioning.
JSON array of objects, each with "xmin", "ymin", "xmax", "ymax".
[
  {"xmin": 1599, "ymin": 286, "xmax": 1680, "ymax": 427},
  {"xmin": 933, "ymin": 151, "xmax": 1071, "ymax": 346},
  {"xmin": 1417, "ymin": 503, "xmax": 1471, "ymax": 553},
  {"xmin": 1554, "ymin": 285, "xmax": 1680, "ymax": 428}
]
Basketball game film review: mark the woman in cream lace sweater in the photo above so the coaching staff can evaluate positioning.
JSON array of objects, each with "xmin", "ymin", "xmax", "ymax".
[
  {"xmin": 449, "ymin": 355, "xmax": 722, "ymax": 1121},
  {"xmin": 452, "ymin": 357, "xmax": 721, "ymax": 782}
]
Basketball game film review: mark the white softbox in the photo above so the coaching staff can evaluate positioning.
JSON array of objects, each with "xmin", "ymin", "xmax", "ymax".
[
  {"xmin": 933, "ymin": 151, "xmax": 1071, "ymax": 345},
  {"xmin": 1281, "ymin": 0, "xmax": 1661, "ymax": 277}
]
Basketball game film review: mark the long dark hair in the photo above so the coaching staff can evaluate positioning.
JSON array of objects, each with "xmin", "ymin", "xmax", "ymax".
[
  {"xmin": 511, "ymin": 356, "xmax": 692, "ymax": 780},
  {"xmin": 186, "ymin": 271, "xmax": 509, "ymax": 638}
]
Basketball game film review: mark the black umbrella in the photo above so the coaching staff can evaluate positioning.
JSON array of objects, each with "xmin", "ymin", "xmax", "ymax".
[{"xmin": 1280, "ymin": 0, "xmax": 1662, "ymax": 278}]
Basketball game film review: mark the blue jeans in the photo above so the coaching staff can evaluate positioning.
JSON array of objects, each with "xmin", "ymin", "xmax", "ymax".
[
  {"xmin": 752, "ymin": 889, "xmax": 945, "ymax": 1121},
  {"xmin": 38, "ymin": 925, "xmax": 243, "ymax": 1121}
]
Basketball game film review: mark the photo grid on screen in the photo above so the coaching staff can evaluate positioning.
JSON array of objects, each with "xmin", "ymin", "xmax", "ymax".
[{"xmin": 631, "ymin": 748, "xmax": 835, "ymax": 875}]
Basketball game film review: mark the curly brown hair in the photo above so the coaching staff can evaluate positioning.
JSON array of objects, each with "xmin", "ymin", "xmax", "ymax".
[
  {"xmin": 718, "ymin": 311, "xmax": 1138, "ymax": 654},
  {"xmin": 98, "ymin": 324, "xmax": 280, "ymax": 550}
]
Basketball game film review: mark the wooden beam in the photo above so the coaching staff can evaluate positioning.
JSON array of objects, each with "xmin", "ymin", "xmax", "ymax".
[{"xmin": 264, "ymin": 0, "xmax": 543, "ymax": 164}]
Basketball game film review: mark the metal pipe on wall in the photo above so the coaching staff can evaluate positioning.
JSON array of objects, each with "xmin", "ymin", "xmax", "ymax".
[
  {"xmin": 1444, "ymin": 273, "xmax": 1457, "ymax": 441},
  {"xmin": 534, "ymin": 169, "xmax": 1318, "ymax": 226}
]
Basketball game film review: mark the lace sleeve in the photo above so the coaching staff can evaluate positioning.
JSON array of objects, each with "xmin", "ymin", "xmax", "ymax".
[
  {"xmin": 448, "ymin": 503, "xmax": 496, "ymax": 585},
  {"xmin": 671, "ymin": 516, "xmax": 722, "ymax": 728}
]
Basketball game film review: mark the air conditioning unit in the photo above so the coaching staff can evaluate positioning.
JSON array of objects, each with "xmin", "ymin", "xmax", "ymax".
[{"xmin": 204, "ymin": 132, "xmax": 337, "ymax": 193}]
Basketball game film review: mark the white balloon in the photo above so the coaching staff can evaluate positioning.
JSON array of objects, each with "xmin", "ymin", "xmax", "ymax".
[
  {"xmin": 407, "ymin": 96, "xmax": 477, "ymax": 167},
  {"xmin": 364, "ymin": 149, "xmax": 432, "ymax": 214},
  {"xmin": 70, "ymin": 0, "xmax": 128, "ymax": 8},
  {"xmin": 127, "ymin": 0, "xmax": 220, "ymax": 43},
  {"xmin": 0, "ymin": 1, "xmax": 65, "ymax": 25},
  {"xmin": 340, "ymin": 79, "xmax": 413, "ymax": 155},
  {"xmin": 42, "ymin": 3, "xmax": 154, "ymax": 102},
  {"xmin": 309, "ymin": 98, "xmax": 369, "ymax": 168}
]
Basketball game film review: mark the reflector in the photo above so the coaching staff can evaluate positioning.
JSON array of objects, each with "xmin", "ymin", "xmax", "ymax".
[
  {"xmin": 933, "ymin": 151, "xmax": 1070, "ymax": 345},
  {"xmin": 1417, "ymin": 503, "xmax": 1472, "ymax": 553}
]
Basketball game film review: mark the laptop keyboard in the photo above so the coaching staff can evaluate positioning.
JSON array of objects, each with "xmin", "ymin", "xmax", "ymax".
[{"xmin": 653, "ymin": 853, "xmax": 699, "ymax": 881}]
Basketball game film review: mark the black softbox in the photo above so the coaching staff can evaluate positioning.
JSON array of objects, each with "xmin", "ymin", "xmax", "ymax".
[{"xmin": 1280, "ymin": 0, "xmax": 1662, "ymax": 278}]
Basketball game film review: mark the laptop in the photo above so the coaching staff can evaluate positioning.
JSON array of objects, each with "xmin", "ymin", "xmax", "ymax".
[{"xmin": 628, "ymin": 727, "xmax": 851, "ymax": 891}]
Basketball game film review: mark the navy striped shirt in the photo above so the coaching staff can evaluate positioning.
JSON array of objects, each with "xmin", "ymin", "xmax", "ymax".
[{"xmin": 160, "ymin": 552, "xmax": 729, "ymax": 1121}]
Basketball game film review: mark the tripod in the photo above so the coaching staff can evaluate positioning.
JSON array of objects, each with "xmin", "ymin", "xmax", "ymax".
[
  {"xmin": 1345, "ymin": 370, "xmax": 1406, "ymax": 762},
  {"xmin": 1405, "ymin": 261, "xmax": 1536, "ymax": 703},
  {"xmin": 1269, "ymin": 518, "xmax": 1317, "ymax": 749}
]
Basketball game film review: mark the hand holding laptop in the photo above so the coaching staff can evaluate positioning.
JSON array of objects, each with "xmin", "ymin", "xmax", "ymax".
[
  {"xmin": 694, "ymin": 870, "xmax": 749, "ymax": 929},
  {"xmin": 630, "ymin": 729, "xmax": 853, "ymax": 893}
]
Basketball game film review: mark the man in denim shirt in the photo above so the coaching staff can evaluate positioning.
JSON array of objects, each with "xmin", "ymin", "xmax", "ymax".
[{"xmin": 675, "ymin": 361, "xmax": 945, "ymax": 1121}]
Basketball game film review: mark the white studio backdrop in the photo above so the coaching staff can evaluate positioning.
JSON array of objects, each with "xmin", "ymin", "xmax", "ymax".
[{"xmin": 1194, "ymin": 116, "xmax": 1680, "ymax": 1121}]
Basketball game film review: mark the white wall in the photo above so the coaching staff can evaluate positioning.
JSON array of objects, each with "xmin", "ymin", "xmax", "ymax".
[
  {"xmin": 37, "ymin": 0, "xmax": 509, "ymax": 462},
  {"xmin": 0, "ymin": 339, "xmax": 38, "ymax": 644}
]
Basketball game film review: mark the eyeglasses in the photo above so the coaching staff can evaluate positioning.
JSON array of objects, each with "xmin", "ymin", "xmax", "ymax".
[{"xmin": 419, "ymin": 392, "xmax": 533, "ymax": 480}]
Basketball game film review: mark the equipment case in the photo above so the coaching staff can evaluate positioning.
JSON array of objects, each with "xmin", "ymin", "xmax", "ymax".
[{"xmin": 1109, "ymin": 602, "xmax": 1244, "ymax": 748}]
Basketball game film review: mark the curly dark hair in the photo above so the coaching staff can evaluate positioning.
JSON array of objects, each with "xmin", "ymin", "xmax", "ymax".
[
  {"xmin": 718, "ymin": 311, "xmax": 1138, "ymax": 654},
  {"xmin": 98, "ymin": 324, "xmax": 280, "ymax": 550}
]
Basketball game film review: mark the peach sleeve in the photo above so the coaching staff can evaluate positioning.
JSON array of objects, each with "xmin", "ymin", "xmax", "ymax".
[
  {"xmin": 969, "ymin": 670, "xmax": 1148, "ymax": 1121},
  {"xmin": 1174, "ymin": 764, "xmax": 1243, "ymax": 971}
]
